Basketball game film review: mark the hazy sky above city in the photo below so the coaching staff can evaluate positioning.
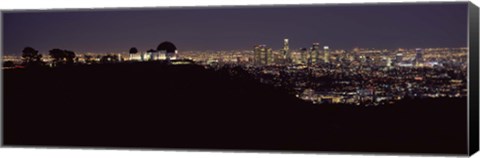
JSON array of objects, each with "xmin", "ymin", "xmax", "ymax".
[{"xmin": 3, "ymin": 3, "xmax": 468, "ymax": 55}]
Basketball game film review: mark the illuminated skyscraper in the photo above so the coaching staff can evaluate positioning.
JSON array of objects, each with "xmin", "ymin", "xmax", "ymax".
[
  {"xmin": 299, "ymin": 48, "xmax": 308, "ymax": 65},
  {"xmin": 254, "ymin": 45, "xmax": 263, "ymax": 65},
  {"xmin": 273, "ymin": 51, "xmax": 283, "ymax": 65},
  {"xmin": 415, "ymin": 48, "xmax": 424, "ymax": 66},
  {"xmin": 309, "ymin": 43, "xmax": 321, "ymax": 65},
  {"xmin": 386, "ymin": 57, "xmax": 392, "ymax": 68},
  {"xmin": 283, "ymin": 38, "xmax": 289, "ymax": 52},
  {"xmin": 301, "ymin": 48, "xmax": 308, "ymax": 64},
  {"xmin": 282, "ymin": 38, "xmax": 291, "ymax": 63},
  {"xmin": 323, "ymin": 46, "xmax": 330, "ymax": 63},
  {"xmin": 266, "ymin": 48, "xmax": 274, "ymax": 65},
  {"xmin": 254, "ymin": 44, "xmax": 273, "ymax": 66}
]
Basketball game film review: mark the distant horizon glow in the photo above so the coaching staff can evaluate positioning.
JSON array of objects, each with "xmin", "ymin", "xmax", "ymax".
[{"xmin": 3, "ymin": 3, "xmax": 468, "ymax": 55}]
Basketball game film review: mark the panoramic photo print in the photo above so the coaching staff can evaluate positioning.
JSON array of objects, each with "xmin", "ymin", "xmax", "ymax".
[{"xmin": 2, "ymin": 2, "xmax": 477, "ymax": 155}]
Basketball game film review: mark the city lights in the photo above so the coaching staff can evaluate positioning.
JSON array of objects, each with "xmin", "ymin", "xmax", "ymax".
[{"xmin": 2, "ymin": 39, "xmax": 468, "ymax": 107}]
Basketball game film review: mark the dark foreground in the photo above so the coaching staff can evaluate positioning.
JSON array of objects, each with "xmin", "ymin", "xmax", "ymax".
[{"xmin": 3, "ymin": 62, "xmax": 468, "ymax": 155}]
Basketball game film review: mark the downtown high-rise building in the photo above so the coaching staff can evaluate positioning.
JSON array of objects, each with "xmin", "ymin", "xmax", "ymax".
[
  {"xmin": 309, "ymin": 43, "xmax": 321, "ymax": 65},
  {"xmin": 254, "ymin": 44, "xmax": 273, "ymax": 66},
  {"xmin": 282, "ymin": 38, "xmax": 291, "ymax": 64},
  {"xmin": 301, "ymin": 47, "xmax": 309, "ymax": 64},
  {"xmin": 299, "ymin": 48, "xmax": 309, "ymax": 65},
  {"xmin": 323, "ymin": 46, "xmax": 330, "ymax": 63},
  {"xmin": 415, "ymin": 48, "xmax": 424, "ymax": 66},
  {"xmin": 386, "ymin": 57, "xmax": 393, "ymax": 68}
]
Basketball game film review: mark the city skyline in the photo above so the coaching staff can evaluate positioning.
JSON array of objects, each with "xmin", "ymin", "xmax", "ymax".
[{"xmin": 3, "ymin": 3, "xmax": 468, "ymax": 55}]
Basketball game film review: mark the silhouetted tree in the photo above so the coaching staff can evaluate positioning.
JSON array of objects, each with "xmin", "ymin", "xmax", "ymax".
[
  {"xmin": 21, "ymin": 47, "xmax": 44, "ymax": 67},
  {"xmin": 49, "ymin": 49, "xmax": 66, "ymax": 66},
  {"xmin": 49, "ymin": 49, "xmax": 76, "ymax": 66},
  {"xmin": 64, "ymin": 50, "xmax": 76, "ymax": 65},
  {"xmin": 129, "ymin": 47, "xmax": 138, "ymax": 54}
]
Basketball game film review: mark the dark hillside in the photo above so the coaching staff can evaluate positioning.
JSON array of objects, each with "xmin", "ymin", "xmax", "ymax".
[{"xmin": 3, "ymin": 62, "xmax": 468, "ymax": 155}]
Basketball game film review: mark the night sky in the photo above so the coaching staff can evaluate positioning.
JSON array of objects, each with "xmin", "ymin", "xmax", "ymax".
[{"xmin": 2, "ymin": 3, "xmax": 468, "ymax": 55}]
